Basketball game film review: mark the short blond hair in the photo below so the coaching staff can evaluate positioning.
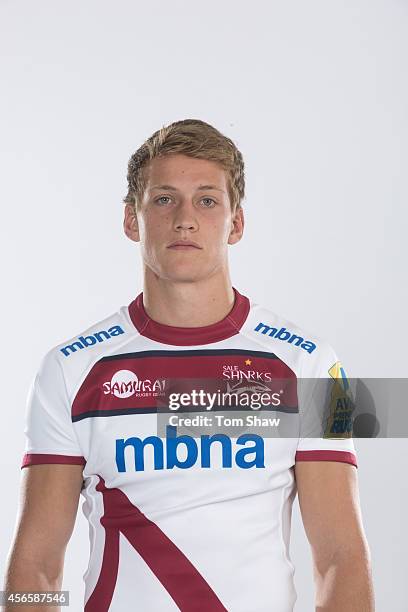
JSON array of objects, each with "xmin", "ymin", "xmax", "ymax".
[{"xmin": 123, "ymin": 119, "xmax": 245, "ymax": 213}]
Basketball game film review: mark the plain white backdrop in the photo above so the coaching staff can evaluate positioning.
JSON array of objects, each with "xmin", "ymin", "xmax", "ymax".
[{"xmin": 1, "ymin": 1, "xmax": 407, "ymax": 610}]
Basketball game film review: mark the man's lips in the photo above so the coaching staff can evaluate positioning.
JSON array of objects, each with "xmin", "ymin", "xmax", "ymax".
[{"xmin": 167, "ymin": 241, "xmax": 202, "ymax": 249}]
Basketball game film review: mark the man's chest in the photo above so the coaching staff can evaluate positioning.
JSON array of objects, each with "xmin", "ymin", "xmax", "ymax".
[{"xmin": 72, "ymin": 348, "xmax": 300, "ymax": 509}]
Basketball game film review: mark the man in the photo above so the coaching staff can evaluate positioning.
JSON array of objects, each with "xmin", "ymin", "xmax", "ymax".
[{"xmin": 4, "ymin": 119, "xmax": 374, "ymax": 611}]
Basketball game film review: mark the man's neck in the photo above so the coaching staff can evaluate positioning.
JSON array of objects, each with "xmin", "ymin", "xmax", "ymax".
[{"xmin": 140, "ymin": 276, "xmax": 236, "ymax": 328}]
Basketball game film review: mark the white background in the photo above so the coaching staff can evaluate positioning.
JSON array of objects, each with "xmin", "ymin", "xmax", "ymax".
[{"xmin": 1, "ymin": 1, "xmax": 407, "ymax": 610}]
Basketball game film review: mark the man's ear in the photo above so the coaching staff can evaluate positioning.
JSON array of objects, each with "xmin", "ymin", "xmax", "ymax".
[
  {"xmin": 123, "ymin": 203, "xmax": 140, "ymax": 243},
  {"xmin": 228, "ymin": 206, "xmax": 244, "ymax": 245}
]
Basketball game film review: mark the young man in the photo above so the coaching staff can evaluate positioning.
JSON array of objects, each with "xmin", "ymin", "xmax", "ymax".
[{"xmin": 5, "ymin": 119, "xmax": 374, "ymax": 611}]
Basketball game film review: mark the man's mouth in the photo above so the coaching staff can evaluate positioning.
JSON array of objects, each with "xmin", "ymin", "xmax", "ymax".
[
  {"xmin": 168, "ymin": 244, "xmax": 200, "ymax": 250},
  {"xmin": 167, "ymin": 240, "xmax": 202, "ymax": 249}
]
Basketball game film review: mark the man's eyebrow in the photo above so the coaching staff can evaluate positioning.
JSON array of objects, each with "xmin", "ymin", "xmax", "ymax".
[{"xmin": 150, "ymin": 184, "xmax": 225, "ymax": 193}]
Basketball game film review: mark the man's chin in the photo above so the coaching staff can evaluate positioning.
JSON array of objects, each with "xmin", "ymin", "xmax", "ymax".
[{"xmin": 159, "ymin": 268, "xmax": 209, "ymax": 283}]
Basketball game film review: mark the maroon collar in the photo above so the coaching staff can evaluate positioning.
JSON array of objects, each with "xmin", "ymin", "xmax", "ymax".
[{"xmin": 128, "ymin": 286, "xmax": 250, "ymax": 346}]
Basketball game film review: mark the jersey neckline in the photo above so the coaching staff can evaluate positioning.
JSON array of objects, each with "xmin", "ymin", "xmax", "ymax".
[{"xmin": 128, "ymin": 286, "xmax": 250, "ymax": 346}]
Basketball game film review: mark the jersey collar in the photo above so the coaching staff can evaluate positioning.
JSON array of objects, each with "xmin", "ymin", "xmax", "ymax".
[{"xmin": 128, "ymin": 286, "xmax": 250, "ymax": 346}]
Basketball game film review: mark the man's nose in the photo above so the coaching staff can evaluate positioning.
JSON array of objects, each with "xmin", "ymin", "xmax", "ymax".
[{"xmin": 173, "ymin": 199, "xmax": 198, "ymax": 230}]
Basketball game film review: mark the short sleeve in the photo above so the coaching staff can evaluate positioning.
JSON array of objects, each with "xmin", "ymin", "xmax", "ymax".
[
  {"xmin": 295, "ymin": 345, "xmax": 358, "ymax": 468},
  {"xmin": 21, "ymin": 349, "xmax": 86, "ymax": 469}
]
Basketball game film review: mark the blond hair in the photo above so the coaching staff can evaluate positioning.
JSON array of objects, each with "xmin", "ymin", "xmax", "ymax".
[{"xmin": 123, "ymin": 119, "xmax": 245, "ymax": 213}]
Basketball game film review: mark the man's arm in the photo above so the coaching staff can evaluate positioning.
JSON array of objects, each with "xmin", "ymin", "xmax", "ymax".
[
  {"xmin": 294, "ymin": 461, "xmax": 375, "ymax": 612},
  {"xmin": 3, "ymin": 464, "xmax": 84, "ymax": 612}
]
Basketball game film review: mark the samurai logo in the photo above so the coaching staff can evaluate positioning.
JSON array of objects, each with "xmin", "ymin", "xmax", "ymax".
[{"xmin": 103, "ymin": 369, "xmax": 165, "ymax": 399}]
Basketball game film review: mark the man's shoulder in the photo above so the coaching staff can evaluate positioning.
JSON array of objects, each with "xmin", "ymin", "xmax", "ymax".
[
  {"xmin": 58, "ymin": 307, "xmax": 132, "ymax": 358},
  {"xmin": 242, "ymin": 295, "xmax": 340, "ymax": 377},
  {"xmin": 42, "ymin": 303, "xmax": 137, "ymax": 379}
]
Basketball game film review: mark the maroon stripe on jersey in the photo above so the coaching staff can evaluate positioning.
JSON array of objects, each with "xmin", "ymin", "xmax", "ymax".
[
  {"xmin": 128, "ymin": 286, "xmax": 250, "ymax": 346},
  {"xmin": 85, "ymin": 476, "xmax": 228, "ymax": 612},
  {"xmin": 84, "ymin": 517, "xmax": 120, "ymax": 612},
  {"xmin": 295, "ymin": 450, "xmax": 358, "ymax": 467},
  {"xmin": 72, "ymin": 349, "xmax": 297, "ymax": 420},
  {"xmin": 21, "ymin": 453, "xmax": 86, "ymax": 469}
]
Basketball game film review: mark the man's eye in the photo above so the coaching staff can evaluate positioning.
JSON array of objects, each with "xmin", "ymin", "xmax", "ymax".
[
  {"xmin": 201, "ymin": 198, "xmax": 216, "ymax": 207},
  {"xmin": 156, "ymin": 196, "xmax": 171, "ymax": 205}
]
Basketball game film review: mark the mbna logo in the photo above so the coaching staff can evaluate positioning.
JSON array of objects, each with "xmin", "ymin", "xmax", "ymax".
[
  {"xmin": 60, "ymin": 325, "xmax": 125, "ymax": 357},
  {"xmin": 254, "ymin": 322, "xmax": 316, "ymax": 353},
  {"xmin": 116, "ymin": 425, "xmax": 265, "ymax": 472}
]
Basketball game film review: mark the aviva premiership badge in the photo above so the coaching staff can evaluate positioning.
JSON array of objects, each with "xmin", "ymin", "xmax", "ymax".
[{"xmin": 323, "ymin": 362, "xmax": 355, "ymax": 439}]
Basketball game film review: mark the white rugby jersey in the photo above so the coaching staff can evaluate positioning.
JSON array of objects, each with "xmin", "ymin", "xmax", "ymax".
[{"xmin": 21, "ymin": 287, "xmax": 357, "ymax": 612}]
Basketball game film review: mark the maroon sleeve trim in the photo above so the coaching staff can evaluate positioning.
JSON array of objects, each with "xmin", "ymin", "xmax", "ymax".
[
  {"xmin": 295, "ymin": 450, "xmax": 358, "ymax": 468},
  {"xmin": 21, "ymin": 453, "xmax": 86, "ymax": 469}
]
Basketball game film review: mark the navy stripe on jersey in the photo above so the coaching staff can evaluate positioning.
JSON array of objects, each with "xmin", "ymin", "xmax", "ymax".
[
  {"xmin": 99, "ymin": 348, "xmax": 282, "ymax": 362},
  {"xmin": 72, "ymin": 404, "xmax": 298, "ymax": 423}
]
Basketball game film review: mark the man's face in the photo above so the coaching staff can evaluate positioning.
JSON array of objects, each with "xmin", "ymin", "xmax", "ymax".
[{"xmin": 124, "ymin": 154, "xmax": 244, "ymax": 283}]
